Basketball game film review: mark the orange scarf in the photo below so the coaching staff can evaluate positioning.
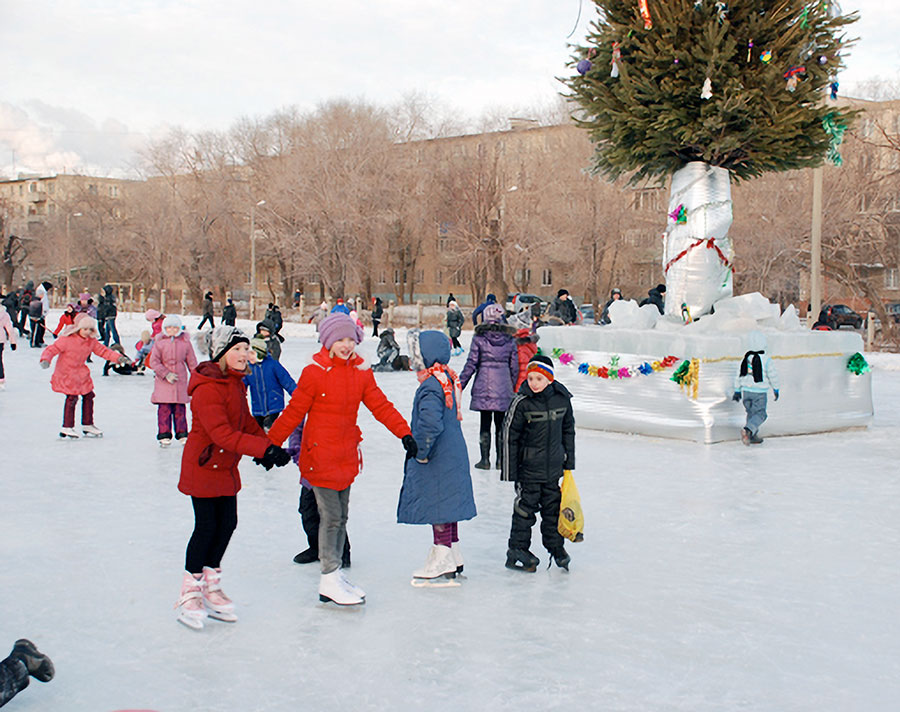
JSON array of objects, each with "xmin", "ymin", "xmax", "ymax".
[{"xmin": 416, "ymin": 363, "xmax": 463, "ymax": 421}]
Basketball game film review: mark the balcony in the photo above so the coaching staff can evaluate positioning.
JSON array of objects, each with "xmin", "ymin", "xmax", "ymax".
[{"xmin": 26, "ymin": 191, "xmax": 47, "ymax": 203}]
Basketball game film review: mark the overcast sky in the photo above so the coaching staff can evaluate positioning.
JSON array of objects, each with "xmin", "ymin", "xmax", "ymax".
[{"xmin": 1, "ymin": 0, "xmax": 897, "ymax": 178}]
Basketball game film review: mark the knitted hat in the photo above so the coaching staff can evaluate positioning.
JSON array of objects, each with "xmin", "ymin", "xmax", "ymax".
[
  {"xmin": 557, "ymin": 289, "xmax": 569, "ymax": 298},
  {"xmin": 526, "ymin": 354, "xmax": 554, "ymax": 382},
  {"xmin": 162, "ymin": 314, "xmax": 182, "ymax": 330},
  {"xmin": 656, "ymin": 284, "xmax": 666, "ymax": 294},
  {"xmin": 483, "ymin": 304, "xmax": 505, "ymax": 323},
  {"xmin": 79, "ymin": 292, "xmax": 91, "ymax": 301},
  {"xmin": 195, "ymin": 325, "xmax": 249, "ymax": 362},
  {"xmin": 140, "ymin": 330, "xmax": 151, "ymax": 342},
  {"xmin": 66, "ymin": 313, "xmax": 98, "ymax": 338},
  {"xmin": 318, "ymin": 313, "xmax": 364, "ymax": 349},
  {"xmin": 250, "ymin": 336, "xmax": 268, "ymax": 359},
  {"xmin": 144, "ymin": 309, "xmax": 161, "ymax": 321}
]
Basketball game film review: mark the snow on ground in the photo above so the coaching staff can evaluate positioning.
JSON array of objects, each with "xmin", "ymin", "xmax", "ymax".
[{"xmin": 2, "ymin": 311, "xmax": 899, "ymax": 711}]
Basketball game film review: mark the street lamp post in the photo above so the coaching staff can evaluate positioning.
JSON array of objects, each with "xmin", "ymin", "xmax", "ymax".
[
  {"xmin": 65, "ymin": 212, "xmax": 83, "ymax": 304},
  {"xmin": 249, "ymin": 199, "xmax": 265, "ymax": 320}
]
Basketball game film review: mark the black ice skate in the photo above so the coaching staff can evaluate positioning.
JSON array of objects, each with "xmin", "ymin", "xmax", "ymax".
[
  {"xmin": 549, "ymin": 547, "xmax": 571, "ymax": 571},
  {"xmin": 505, "ymin": 548, "xmax": 539, "ymax": 572}
]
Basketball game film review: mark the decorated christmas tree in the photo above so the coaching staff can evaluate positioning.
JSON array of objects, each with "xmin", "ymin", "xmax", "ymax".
[{"xmin": 565, "ymin": 0, "xmax": 858, "ymax": 318}]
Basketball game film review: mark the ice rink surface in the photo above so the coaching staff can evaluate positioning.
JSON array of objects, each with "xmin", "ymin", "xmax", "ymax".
[{"xmin": 2, "ymin": 312, "xmax": 899, "ymax": 711}]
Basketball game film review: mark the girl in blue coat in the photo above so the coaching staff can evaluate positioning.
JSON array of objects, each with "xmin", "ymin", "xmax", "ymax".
[
  {"xmin": 244, "ymin": 337, "xmax": 296, "ymax": 430},
  {"xmin": 399, "ymin": 330, "xmax": 477, "ymax": 585}
]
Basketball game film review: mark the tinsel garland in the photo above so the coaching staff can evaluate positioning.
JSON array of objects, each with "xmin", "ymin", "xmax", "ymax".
[
  {"xmin": 670, "ymin": 358, "xmax": 700, "ymax": 399},
  {"xmin": 846, "ymin": 352, "xmax": 870, "ymax": 375},
  {"xmin": 822, "ymin": 111, "xmax": 847, "ymax": 166},
  {"xmin": 544, "ymin": 348, "xmax": 680, "ymax": 381}
]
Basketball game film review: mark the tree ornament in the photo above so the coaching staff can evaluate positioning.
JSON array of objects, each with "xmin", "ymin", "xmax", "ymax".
[
  {"xmin": 747, "ymin": 39, "xmax": 754, "ymax": 63},
  {"xmin": 638, "ymin": 0, "xmax": 653, "ymax": 30},
  {"xmin": 693, "ymin": 0, "xmax": 702, "ymax": 9},
  {"xmin": 847, "ymin": 352, "xmax": 870, "ymax": 375},
  {"xmin": 818, "ymin": 55, "xmax": 828, "ymax": 65},
  {"xmin": 760, "ymin": 49, "xmax": 773, "ymax": 63},
  {"xmin": 822, "ymin": 110, "xmax": 847, "ymax": 165},
  {"xmin": 611, "ymin": 41, "xmax": 621, "ymax": 77},
  {"xmin": 681, "ymin": 303, "xmax": 693, "ymax": 323},
  {"xmin": 784, "ymin": 66, "xmax": 805, "ymax": 92},
  {"xmin": 668, "ymin": 203, "xmax": 688, "ymax": 224},
  {"xmin": 715, "ymin": 1, "xmax": 728, "ymax": 23},
  {"xmin": 701, "ymin": 77, "xmax": 713, "ymax": 99},
  {"xmin": 830, "ymin": 80, "xmax": 839, "ymax": 100},
  {"xmin": 577, "ymin": 59, "xmax": 593, "ymax": 75}
]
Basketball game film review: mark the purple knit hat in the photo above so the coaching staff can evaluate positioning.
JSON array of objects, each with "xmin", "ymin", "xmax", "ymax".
[{"xmin": 318, "ymin": 313, "xmax": 364, "ymax": 349}]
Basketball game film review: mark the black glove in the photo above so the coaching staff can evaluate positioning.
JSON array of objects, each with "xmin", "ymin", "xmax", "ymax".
[
  {"xmin": 401, "ymin": 434, "xmax": 418, "ymax": 460},
  {"xmin": 732, "ymin": 391, "xmax": 741, "ymax": 402},
  {"xmin": 9, "ymin": 343, "xmax": 15, "ymax": 351},
  {"xmin": 254, "ymin": 444, "xmax": 290, "ymax": 470}
]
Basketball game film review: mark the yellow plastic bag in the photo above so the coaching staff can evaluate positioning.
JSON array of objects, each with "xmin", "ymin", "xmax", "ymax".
[{"xmin": 557, "ymin": 469, "xmax": 584, "ymax": 542}]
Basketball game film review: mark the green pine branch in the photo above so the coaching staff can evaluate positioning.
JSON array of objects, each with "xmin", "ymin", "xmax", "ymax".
[{"xmin": 563, "ymin": 0, "xmax": 860, "ymax": 183}]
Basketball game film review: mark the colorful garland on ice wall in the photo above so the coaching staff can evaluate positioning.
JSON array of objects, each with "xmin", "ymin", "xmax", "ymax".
[{"xmin": 545, "ymin": 348, "xmax": 681, "ymax": 381}]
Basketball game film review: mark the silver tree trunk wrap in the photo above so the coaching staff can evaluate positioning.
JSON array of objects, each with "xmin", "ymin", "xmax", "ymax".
[{"xmin": 662, "ymin": 162, "xmax": 733, "ymax": 319}]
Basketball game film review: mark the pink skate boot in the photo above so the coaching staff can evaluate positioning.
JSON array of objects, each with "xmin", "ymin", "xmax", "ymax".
[
  {"xmin": 202, "ymin": 567, "xmax": 237, "ymax": 622},
  {"xmin": 175, "ymin": 572, "xmax": 208, "ymax": 630}
]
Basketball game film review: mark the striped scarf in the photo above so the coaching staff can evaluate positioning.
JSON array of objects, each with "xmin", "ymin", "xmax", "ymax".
[{"xmin": 416, "ymin": 363, "xmax": 463, "ymax": 421}]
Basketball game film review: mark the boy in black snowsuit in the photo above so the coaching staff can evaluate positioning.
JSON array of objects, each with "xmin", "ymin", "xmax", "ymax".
[{"xmin": 501, "ymin": 354, "xmax": 575, "ymax": 572}]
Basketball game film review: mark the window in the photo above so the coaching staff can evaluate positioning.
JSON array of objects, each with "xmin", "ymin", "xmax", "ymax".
[
  {"xmin": 306, "ymin": 273, "xmax": 319, "ymax": 284},
  {"xmin": 29, "ymin": 182, "xmax": 38, "ymax": 193},
  {"xmin": 541, "ymin": 269, "xmax": 552, "ymax": 287},
  {"xmin": 514, "ymin": 268, "xmax": 531, "ymax": 284},
  {"xmin": 48, "ymin": 183, "xmax": 54, "ymax": 194},
  {"xmin": 632, "ymin": 189, "xmax": 660, "ymax": 212},
  {"xmin": 394, "ymin": 269, "xmax": 401, "ymax": 285},
  {"xmin": 885, "ymin": 268, "xmax": 899, "ymax": 290},
  {"xmin": 377, "ymin": 271, "xmax": 386, "ymax": 285},
  {"xmin": 49, "ymin": 203, "xmax": 57, "ymax": 215},
  {"xmin": 415, "ymin": 269, "xmax": 424, "ymax": 284},
  {"xmin": 88, "ymin": 184, "xmax": 97, "ymax": 195},
  {"xmin": 436, "ymin": 270, "xmax": 443, "ymax": 285}
]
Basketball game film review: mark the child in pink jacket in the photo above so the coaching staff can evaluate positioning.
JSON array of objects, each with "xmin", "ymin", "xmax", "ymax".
[
  {"xmin": 40, "ymin": 313, "xmax": 129, "ymax": 438},
  {"xmin": 149, "ymin": 315, "xmax": 197, "ymax": 446},
  {"xmin": 0, "ymin": 308, "xmax": 16, "ymax": 389}
]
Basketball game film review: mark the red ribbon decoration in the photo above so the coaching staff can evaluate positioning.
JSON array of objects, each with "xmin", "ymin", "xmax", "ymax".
[
  {"xmin": 638, "ymin": 0, "xmax": 653, "ymax": 29},
  {"xmin": 664, "ymin": 237, "xmax": 732, "ymax": 274}
]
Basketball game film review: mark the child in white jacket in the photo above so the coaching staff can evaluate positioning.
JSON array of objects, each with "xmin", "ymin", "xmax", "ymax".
[{"xmin": 732, "ymin": 331, "xmax": 780, "ymax": 445}]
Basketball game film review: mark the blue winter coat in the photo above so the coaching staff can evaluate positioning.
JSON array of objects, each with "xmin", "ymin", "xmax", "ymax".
[
  {"xmin": 459, "ymin": 323, "xmax": 518, "ymax": 412},
  {"xmin": 398, "ymin": 331, "xmax": 477, "ymax": 526},
  {"xmin": 471, "ymin": 293, "xmax": 497, "ymax": 325},
  {"xmin": 243, "ymin": 356, "xmax": 297, "ymax": 417}
]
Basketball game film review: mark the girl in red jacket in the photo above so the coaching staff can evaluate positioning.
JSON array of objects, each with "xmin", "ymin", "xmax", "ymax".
[
  {"xmin": 175, "ymin": 326, "xmax": 290, "ymax": 630},
  {"xmin": 39, "ymin": 314, "xmax": 129, "ymax": 438},
  {"xmin": 268, "ymin": 313, "xmax": 417, "ymax": 606}
]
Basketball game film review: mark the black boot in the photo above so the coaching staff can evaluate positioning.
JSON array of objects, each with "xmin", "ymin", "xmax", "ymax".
[
  {"xmin": 293, "ymin": 545, "xmax": 318, "ymax": 564},
  {"xmin": 474, "ymin": 432, "xmax": 491, "ymax": 469},
  {"xmin": 11, "ymin": 639, "xmax": 54, "ymax": 682},
  {"xmin": 494, "ymin": 431, "xmax": 502, "ymax": 470},
  {"xmin": 505, "ymin": 548, "xmax": 539, "ymax": 572},
  {"xmin": 549, "ymin": 546, "xmax": 571, "ymax": 571}
]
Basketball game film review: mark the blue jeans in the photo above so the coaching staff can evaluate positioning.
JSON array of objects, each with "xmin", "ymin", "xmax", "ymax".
[
  {"xmin": 103, "ymin": 317, "xmax": 120, "ymax": 345},
  {"xmin": 742, "ymin": 392, "xmax": 768, "ymax": 436}
]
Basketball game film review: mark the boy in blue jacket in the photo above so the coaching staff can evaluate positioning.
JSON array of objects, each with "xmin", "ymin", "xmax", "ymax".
[{"xmin": 244, "ymin": 337, "xmax": 296, "ymax": 430}]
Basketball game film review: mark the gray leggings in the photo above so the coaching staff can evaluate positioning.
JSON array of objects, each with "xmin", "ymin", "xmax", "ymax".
[
  {"xmin": 742, "ymin": 391, "xmax": 768, "ymax": 436},
  {"xmin": 313, "ymin": 486, "xmax": 351, "ymax": 575}
]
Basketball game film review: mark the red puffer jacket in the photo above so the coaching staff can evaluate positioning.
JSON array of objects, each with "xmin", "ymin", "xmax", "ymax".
[
  {"xmin": 178, "ymin": 361, "xmax": 271, "ymax": 498},
  {"xmin": 268, "ymin": 347, "xmax": 411, "ymax": 490}
]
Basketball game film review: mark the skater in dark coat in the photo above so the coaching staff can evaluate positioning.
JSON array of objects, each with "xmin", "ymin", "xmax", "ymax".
[
  {"xmin": 548, "ymin": 289, "xmax": 577, "ymax": 325},
  {"xmin": 501, "ymin": 354, "xmax": 575, "ymax": 572},
  {"xmin": 255, "ymin": 318, "xmax": 283, "ymax": 361},
  {"xmin": 264, "ymin": 303, "xmax": 283, "ymax": 333},
  {"xmin": 446, "ymin": 300, "xmax": 465, "ymax": 354},
  {"xmin": 639, "ymin": 284, "xmax": 666, "ymax": 315},
  {"xmin": 222, "ymin": 298, "xmax": 237, "ymax": 326},
  {"xmin": 198, "ymin": 291, "xmax": 215, "ymax": 330},
  {"xmin": 471, "ymin": 293, "xmax": 497, "ymax": 325},
  {"xmin": 100, "ymin": 284, "xmax": 120, "ymax": 345},
  {"xmin": 600, "ymin": 287, "xmax": 622, "ymax": 325},
  {"xmin": 372, "ymin": 328, "xmax": 400, "ymax": 372},
  {"xmin": 459, "ymin": 304, "xmax": 518, "ymax": 470},
  {"xmin": 371, "ymin": 297, "xmax": 384, "ymax": 337}
]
